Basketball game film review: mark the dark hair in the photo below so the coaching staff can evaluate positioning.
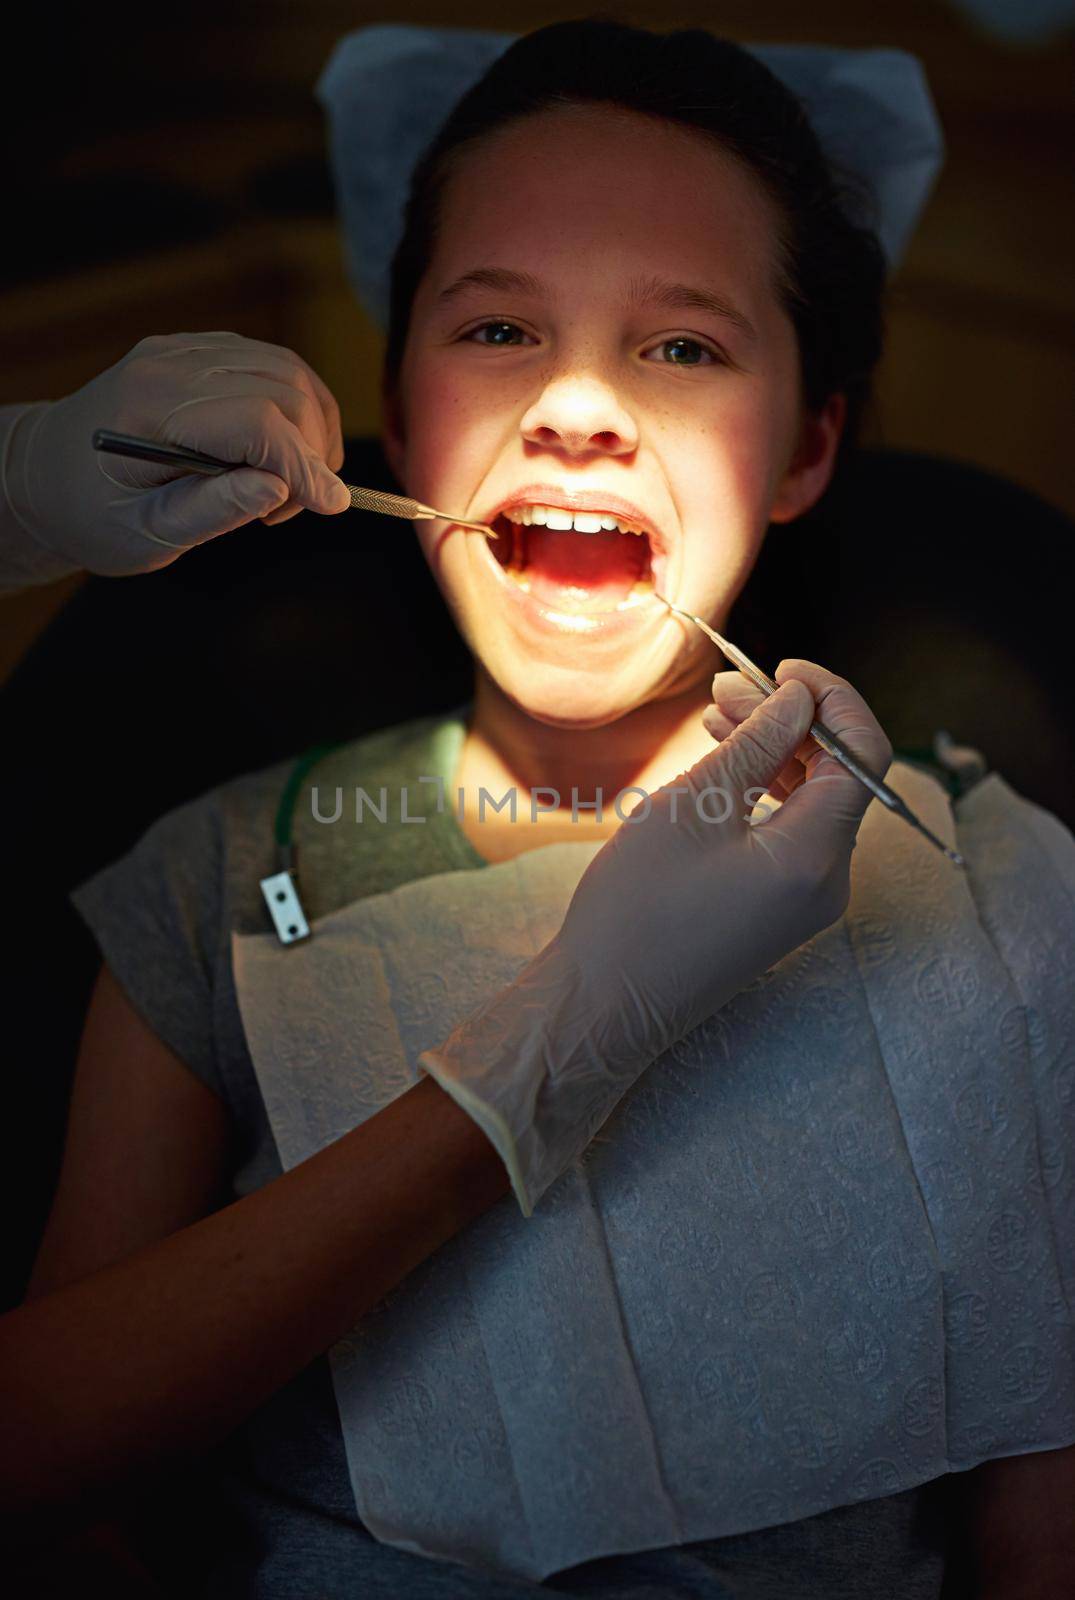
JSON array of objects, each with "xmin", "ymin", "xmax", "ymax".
[{"xmin": 383, "ymin": 15, "xmax": 887, "ymax": 476}]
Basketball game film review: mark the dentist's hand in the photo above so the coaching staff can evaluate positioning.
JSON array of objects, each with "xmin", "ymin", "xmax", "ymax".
[
  {"xmin": 418, "ymin": 662, "xmax": 893, "ymax": 1216},
  {"xmin": 0, "ymin": 332, "xmax": 350, "ymax": 586}
]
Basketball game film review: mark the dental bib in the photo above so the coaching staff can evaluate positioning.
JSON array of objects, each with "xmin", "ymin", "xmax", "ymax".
[{"xmin": 231, "ymin": 762, "xmax": 1074, "ymax": 1583}]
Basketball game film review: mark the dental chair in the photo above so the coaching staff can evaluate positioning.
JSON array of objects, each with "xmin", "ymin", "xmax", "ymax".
[{"xmin": 3, "ymin": 435, "xmax": 1071, "ymax": 1596}]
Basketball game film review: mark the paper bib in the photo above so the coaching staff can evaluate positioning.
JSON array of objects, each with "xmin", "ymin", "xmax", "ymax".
[{"xmin": 232, "ymin": 763, "xmax": 1074, "ymax": 1582}]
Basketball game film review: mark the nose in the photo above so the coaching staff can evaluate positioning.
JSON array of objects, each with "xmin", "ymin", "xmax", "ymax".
[{"xmin": 519, "ymin": 373, "xmax": 638, "ymax": 457}]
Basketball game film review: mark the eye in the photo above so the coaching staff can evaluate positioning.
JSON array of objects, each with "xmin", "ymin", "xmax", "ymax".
[
  {"xmin": 462, "ymin": 320, "xmax": 535, "ymax": 347},
  {"xmin": 643, "ymin": 336, "xmax": 724, "ymax": 368}
]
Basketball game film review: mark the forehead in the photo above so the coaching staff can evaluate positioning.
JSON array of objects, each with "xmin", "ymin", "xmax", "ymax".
[{"xmin": 431, "ymin": 103, "xmax": 781, "ymax": 294}]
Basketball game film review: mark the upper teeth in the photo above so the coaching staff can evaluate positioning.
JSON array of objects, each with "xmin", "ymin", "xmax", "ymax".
[{"xmin": 504, "ymin": 502, "xmax": 646, "ymax": 536}]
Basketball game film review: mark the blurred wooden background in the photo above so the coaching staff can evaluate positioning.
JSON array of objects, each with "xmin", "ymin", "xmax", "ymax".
[{"xmin": 2, "ymin": 2, "xmax": 1073, "ymax": 681}]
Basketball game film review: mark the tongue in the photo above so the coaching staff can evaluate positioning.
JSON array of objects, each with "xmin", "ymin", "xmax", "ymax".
[{"xmin": 524, "ymin": 524, "xmax": 647, "ymax": 607}]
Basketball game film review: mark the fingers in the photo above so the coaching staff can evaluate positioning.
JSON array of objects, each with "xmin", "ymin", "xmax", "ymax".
[
  {"xmin": 123, "ymin": 334, "xmax": 348, "ymax": 519},
  {"xmin": 136, "ymin": 468, "xmax": 291, "ymax": 551},
  {"xmin": 162, "ymin": 373, "xmax": 346, "ymax": 524},
  {"xmin": 686, "ymin": 677, "xmax": 816, "ymax": 830},
  {"xmin": 703, "ymin": 672, "xmax": 808, "ymax": 801},
  {"xmin": 186, "ymin": 372, "xmax": 334, "ymax": 464},
  {"xmin": 764, "ymin": 659, "xmax": 893, "ymax": 859},
  {"xmin": 131, "ymin": 331, "xmax": 344, "ymax": 467},
  {"xmin": 290, "ymin": 360, "xmax": 345, "ymax": 474},
  {"xmin": 156, "ymin": 393, "xmax": 349, "ymax": 520},
  {"xmin": 704, "ymin": 661, "xmax": 893, "ymax": 851},
  {"xmin": 188, "ymin": 361, "xmax": 344, "ymax": 474},
  {"xmin": 772, "ymin": 660, "xmax": 893, "ymax": 792},
  {"xmin": 708, "ymin": 664, "xmax": 890, "ymax": 774},
  {"xmin": 702, "ymin": 703, "xmax": 796, "ymax": 803}
]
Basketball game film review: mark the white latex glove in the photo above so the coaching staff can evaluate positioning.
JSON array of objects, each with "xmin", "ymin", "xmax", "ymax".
[
  {"xmin": 418, "ymin": 661, "xmax": 893, "ymax": 1217},
  {"xmin": 0, "ymin": 332, "xmax": 350, "ymax": 591}
]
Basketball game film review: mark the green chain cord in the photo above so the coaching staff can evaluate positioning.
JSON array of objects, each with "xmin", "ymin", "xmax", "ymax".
[{"xmin": 273, "ymin": 740, "xmax": 350, "ymax": 857}]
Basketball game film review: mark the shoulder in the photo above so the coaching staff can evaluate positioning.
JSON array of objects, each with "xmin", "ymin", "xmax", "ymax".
[
  {"xmin": 885, "ymin": 755, "xmax": 1074, "ymax": 897},
  {"xmin": 280, "ymin": 709, "xmax": 464, "ymax": 797},
  {"xmin": 145, "ymin": 709, "xmax": 458, "ymax": 868},
  {"xmin": 212, "ymin": 709, "xmax": 467, "ymax": 927},
  {"xmin": 212, "ymin": 709, "xmax": 457, "ymax": 811},
  {"xmin": 952, "ymin": 771, "xmax": 1074, "ymax": 887},
  {"xmin": 70, "ymin": 712, "xmax": 460, "ymax": 948},
  {"xmin": 851, "ymin": 760, "xmax": 1073, "ymax": 987},
  {"xmin": 951, "ymin": 776, "xmax": 1074, "ymax": 1038}
]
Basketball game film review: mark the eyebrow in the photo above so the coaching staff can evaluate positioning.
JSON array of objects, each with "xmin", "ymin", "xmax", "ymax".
[{"xmin": 435, "ymin": 267, "xmax": 758, "ymax": 342}]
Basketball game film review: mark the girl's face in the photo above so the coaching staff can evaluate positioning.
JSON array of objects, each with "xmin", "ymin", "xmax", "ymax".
[{"xmin": 382, "ymin": 104, "xmax": 843, "ymax": 729}]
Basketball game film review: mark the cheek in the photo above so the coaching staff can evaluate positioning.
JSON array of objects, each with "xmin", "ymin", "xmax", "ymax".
[
  {"xmin": 688, "ymin": 403, "xmax": 780, "ymax": 535},
  {"xmin": 715, "ymin": 387, "xmax": 793, "ymax": 516},
  {"xmin": 660, "ymin": 391, "xmax": 774, "ymax": 521},
  {"xmin": 415, "ymin": 526, "xmax": 477, "ymax": 642},
  {"xmin": 676, "ymin": 396, "xmax": 786, "ymax": 604},
  {"xmin": 400, "ymin": 365, "xmax": 458, "ymax": 471},
  {"xmin": 404, "ymin": 360, "xmax": 515, "ymax": 483}
]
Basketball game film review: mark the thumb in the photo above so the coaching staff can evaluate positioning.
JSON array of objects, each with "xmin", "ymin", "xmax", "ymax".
[
  {"xmin": 141, "ymin": 467, "xmax": 290, "ymax": 549},
  {"xmin": 689, "ymin": 678, "xmax": 815, "ymax": 817}
]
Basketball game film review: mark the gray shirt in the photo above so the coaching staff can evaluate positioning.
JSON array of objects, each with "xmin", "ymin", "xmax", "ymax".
[{"xmin": 70, "ymin": 709, "xmax": 950, "ymax": 1598}]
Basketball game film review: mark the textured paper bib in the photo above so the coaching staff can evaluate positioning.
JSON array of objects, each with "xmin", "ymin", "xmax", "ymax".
[{"xmin": 232, "ymin": 762, "xmax": 1074, "ymax": 1581}]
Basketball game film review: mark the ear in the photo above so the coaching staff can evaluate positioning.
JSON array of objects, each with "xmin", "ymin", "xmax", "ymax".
[
  {"xmin": 380, "ymin": 379, "xmax": 407, "ymax": 485},
  {"xmin": 768, "ymin": 391, "xmax": 846, "ymax": 525}
]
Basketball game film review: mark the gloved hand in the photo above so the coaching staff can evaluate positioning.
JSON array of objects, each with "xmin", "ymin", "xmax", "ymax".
[
  {"xmin": 0, "ymin": 332, "xmax": 350, "ymax": 587},
  {"xmin": 417, "ymin": 661, "xmax": 893, "ymax": 1217}
]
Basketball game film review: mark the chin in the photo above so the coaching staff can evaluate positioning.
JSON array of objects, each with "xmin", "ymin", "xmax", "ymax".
[{"xmin": 485, "ymin": 655, "xmax": 668, "ymax": 731}]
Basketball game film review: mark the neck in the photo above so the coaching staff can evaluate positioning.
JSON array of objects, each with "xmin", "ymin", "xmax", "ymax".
[{"xmin": 460, "ymin": 662, "xmax": 718, "ymax": 808}]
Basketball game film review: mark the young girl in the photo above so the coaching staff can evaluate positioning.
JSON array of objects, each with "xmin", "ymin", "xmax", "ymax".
[{"xmin": 9, "ymin": 19, "xmax": 1071, "ymax": 1598}]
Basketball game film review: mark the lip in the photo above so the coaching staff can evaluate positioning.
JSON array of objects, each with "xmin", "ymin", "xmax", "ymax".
[{"xmin": 482, "ymin": 483, "xmax": 669, "ymax": 562}]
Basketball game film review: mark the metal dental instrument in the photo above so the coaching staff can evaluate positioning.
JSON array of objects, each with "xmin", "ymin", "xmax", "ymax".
[
  {"xmin": 91, "ymin": 430, "xmax": 497, "ymax": 537},
  {"xmin": 658, "ymin": 596, "xmax": 966, "ymax": 868}
]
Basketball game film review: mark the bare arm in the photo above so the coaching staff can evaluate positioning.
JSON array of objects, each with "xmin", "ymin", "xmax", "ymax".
[{"xmin": 3, "ymin": 964, "xmax": 508, "ymax": 1540}]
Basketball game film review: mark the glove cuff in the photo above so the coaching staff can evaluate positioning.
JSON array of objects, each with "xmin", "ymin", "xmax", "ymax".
[
  {"xmin": 416, "ymin": 937, "xmax": 646, "ymax": 1219},
  {"xmin": 0, "ymin": 402, "xmax": 80, "ymax": 591}
]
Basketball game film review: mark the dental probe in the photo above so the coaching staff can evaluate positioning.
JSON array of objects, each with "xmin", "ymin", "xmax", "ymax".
[
  {"xmin": 658, "ymin": 596, "xmax": 966, "ymax": 869},
  {"xmin": 90, "ymin": 430, "xmax": 497, "ymax": 537}
]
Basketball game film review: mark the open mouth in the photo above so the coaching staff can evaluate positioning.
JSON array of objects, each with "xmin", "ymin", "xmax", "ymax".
[{"xmin": 487, "ymin": 510, "xmax": 656, "ymax": 613}]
